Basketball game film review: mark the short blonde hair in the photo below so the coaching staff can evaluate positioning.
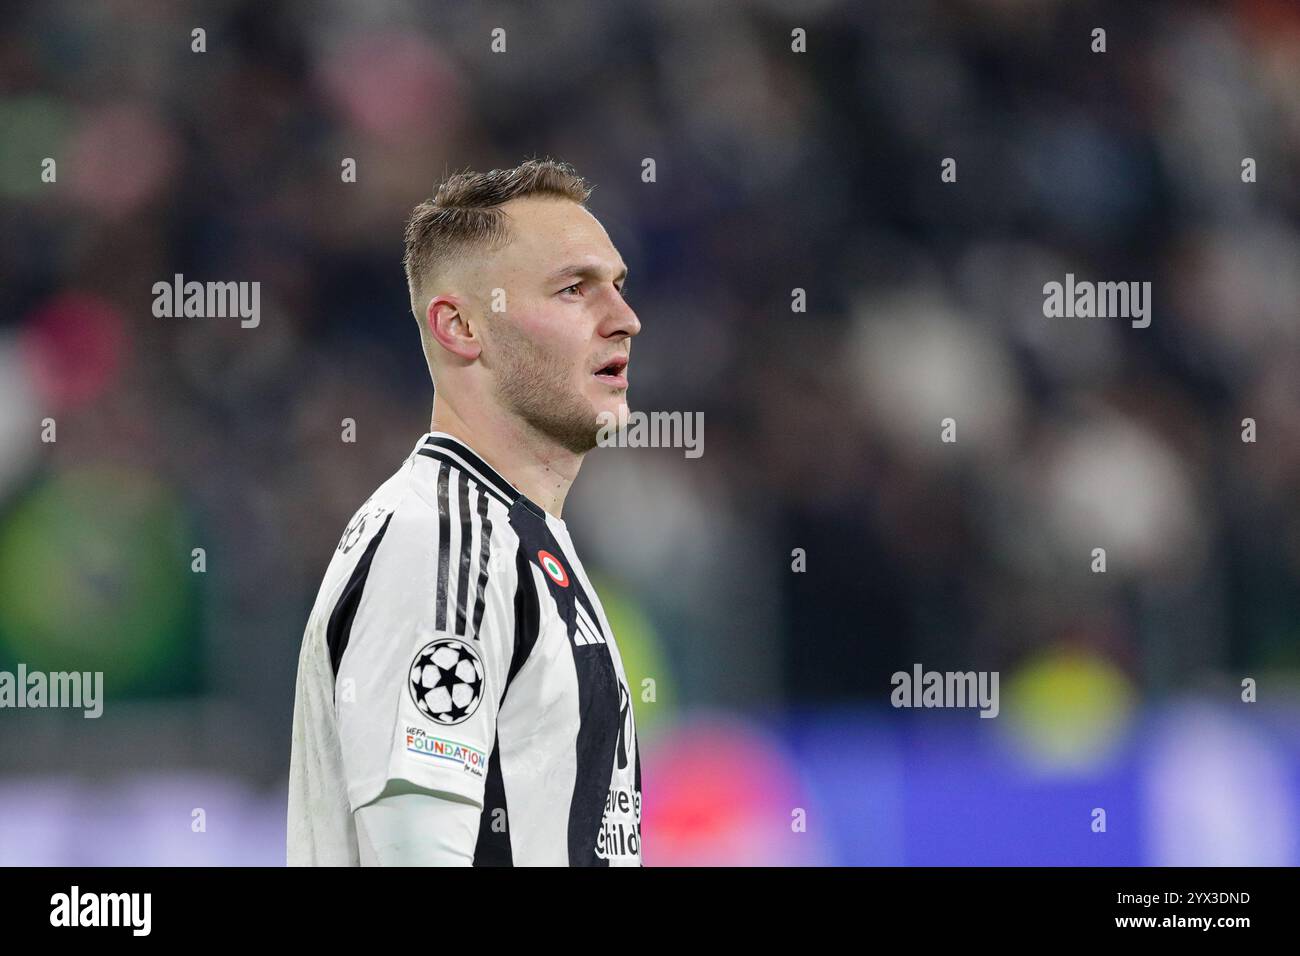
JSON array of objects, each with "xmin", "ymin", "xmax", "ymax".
[{"xmin": 402, "ymin": 157, "xmax": 593, "ymax": 320}]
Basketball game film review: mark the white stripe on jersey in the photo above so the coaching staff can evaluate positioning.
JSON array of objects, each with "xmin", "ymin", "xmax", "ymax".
[{"xmin": 575, "ymin": 604, "xmax": 606, "ymax": 645}]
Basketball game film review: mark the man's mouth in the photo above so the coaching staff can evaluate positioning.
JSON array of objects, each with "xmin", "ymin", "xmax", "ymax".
[{"xmin": 593, "ymin": 356, "xmax": 629, "ymax": 388}]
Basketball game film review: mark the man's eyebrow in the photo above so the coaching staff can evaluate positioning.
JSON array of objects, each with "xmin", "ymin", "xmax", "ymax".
[{"xmin": 546, "ymin": 263, "xmax": 629, "ymax": 285}]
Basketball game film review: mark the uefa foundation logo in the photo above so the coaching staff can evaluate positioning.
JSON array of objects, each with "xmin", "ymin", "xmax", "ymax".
[
  {"xmin": 408, "ymin": 638, "xmax": 486, "ymax": 726},
  {"xmin": 404, "ymin": 727, "xmax": 488, "ymax": 777}
]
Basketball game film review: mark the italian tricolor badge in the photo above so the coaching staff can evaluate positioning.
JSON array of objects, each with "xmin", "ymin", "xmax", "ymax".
[{"xmin": 537, "ymin": 550, "xmax": 569, "ymax": 587}]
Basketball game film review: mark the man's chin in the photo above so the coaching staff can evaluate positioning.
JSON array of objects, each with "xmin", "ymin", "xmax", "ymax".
[
  {"xmin": 542, "ymin": 403, "xmax": 610, "ymax": 455},
  {"xmin": 592, "ymin": 394, "xmax": 628, "ymax": 422}
]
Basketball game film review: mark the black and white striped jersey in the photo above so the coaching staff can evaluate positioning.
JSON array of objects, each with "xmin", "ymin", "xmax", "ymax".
[{"xmin": 287, "ymin": 432, "xmax": 642, "ymax": 866}]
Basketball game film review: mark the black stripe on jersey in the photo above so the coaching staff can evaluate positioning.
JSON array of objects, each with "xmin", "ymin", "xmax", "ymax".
[
  {"xmin": 454, "ymin": 471, "xmax": 473, "ymax": 636},
  {"xmin": 421, "ymin": 436, "xmax": 518, "ymax": 505},
  {"xmin": 566, "ymin": 601, "xmax": 621, "ymax": 866},
  {"xmin": 417, "ymin": 448, "xmax": 512, "ymax": 509},
  {"xmin": 472, "ymin": 728, "xmax": 512, "ymax": 866},
  {"xmin": 633, "ymin": 743, "xmax": 643, "ymax": 867},
  {"xmin": 473, "ymin": 544, "xmax": 541, "ymax": 868},
  {"xmin": 506, "ymin": 541, "xmax": 541, "ymax": 690},
  {"xmin": 508, "ymin": 506, "xmax": 619, "ymax": 866},
  {"xmin": 435, "ymin": 463, "xmax": 450, "ymax": 631},
  {"xmin": 471, "ymin": 489, "xmax": 494, "ymax": 640},
  {"xmin": 326, "ymin": 512, "xmax": 394, "ymax": 677}
]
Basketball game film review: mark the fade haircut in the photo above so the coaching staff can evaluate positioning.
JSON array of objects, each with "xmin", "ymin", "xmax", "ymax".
[{"xmin": 402, "ymin": 159, "xmax": 593, "ymax": 339}]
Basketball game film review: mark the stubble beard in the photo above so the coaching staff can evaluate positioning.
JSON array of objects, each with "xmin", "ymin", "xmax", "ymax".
[{"xmin": 492, "ymin": 331, "xmax": 604, "ymax": 455}]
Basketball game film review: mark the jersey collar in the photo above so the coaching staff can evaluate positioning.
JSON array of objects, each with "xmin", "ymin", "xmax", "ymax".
[{"xmin": 415, "ymin": 432, "xmax": 547, "ymax": 520}]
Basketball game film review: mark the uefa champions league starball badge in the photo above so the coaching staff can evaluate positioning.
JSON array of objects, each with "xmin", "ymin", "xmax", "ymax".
[{"xmin": 408, "ymin": 637, "xmax": 486, "ymax": 725}]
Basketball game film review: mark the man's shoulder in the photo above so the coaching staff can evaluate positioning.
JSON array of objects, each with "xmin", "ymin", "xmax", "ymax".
[
  {"xmin": 404, "ymin": 450, "xmax": 524, "ymax": 536},
  {"xmin": 307, "ymin": 449, "xmax": 528, "ymax": 647},
  {"xmin": 340, "ymin": 449, "xmax": 523, "ymax": 561}
]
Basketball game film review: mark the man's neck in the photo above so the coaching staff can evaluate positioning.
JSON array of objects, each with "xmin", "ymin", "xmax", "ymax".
[{"xmin": 430, "ymin": 397, "xmax": 583, "ymax": 520}]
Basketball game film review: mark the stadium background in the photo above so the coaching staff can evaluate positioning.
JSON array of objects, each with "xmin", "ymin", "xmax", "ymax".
[{"xmin": 1, "ymin": 0, "xmax": 1299, "ymax": 865}]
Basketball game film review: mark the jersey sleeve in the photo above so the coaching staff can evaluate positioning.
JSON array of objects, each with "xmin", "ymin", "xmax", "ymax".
[
  {"xmin": 354, "ymin": 790, "xmax": 481, "ymax": 866},
  {"xmin": 333, "ymin": 493, "xmax": 526, "ymax": 812}
]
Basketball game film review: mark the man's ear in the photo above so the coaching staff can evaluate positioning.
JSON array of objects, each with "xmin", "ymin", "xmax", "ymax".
[{"xmin": 426, "ymin": 295, "xmax": 481, "ymax": 362}]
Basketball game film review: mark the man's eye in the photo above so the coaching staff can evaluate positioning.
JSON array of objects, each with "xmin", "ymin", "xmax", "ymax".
[{"xmin": 561, "ymin": 283, "xmax": 582, "ymax": 296}]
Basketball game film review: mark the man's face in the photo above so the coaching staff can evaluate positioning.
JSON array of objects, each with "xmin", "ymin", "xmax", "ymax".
[{"xmin": 472, "ymin": 196, "xmax": 640, "ymax": 453}]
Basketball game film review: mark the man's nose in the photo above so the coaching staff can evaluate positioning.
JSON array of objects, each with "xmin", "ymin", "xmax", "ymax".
[{"xmin": 605, "ymin": 287, "xmax": 641, "ymax": 338}]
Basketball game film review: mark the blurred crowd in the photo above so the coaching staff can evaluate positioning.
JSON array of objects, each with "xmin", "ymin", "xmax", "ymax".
[{"xmin": 0, "ymin": 0, "xmax": 1298, "ymax": 793}]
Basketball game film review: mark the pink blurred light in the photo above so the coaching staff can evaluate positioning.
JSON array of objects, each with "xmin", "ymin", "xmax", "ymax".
[
  {"xmin": 21, "ymin": 293, "xmax": 126, "ymax": 407},
  {"xmin": 642, "ymin": 714, "xmax": 826, "ymax": 866},
  {"xmin": 67, "ymin": 103, "xmax": 176, "ymax": 218},
  {"xmin": 317, "ymin": 33, "xmax": 461, "ymax": 142}
]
